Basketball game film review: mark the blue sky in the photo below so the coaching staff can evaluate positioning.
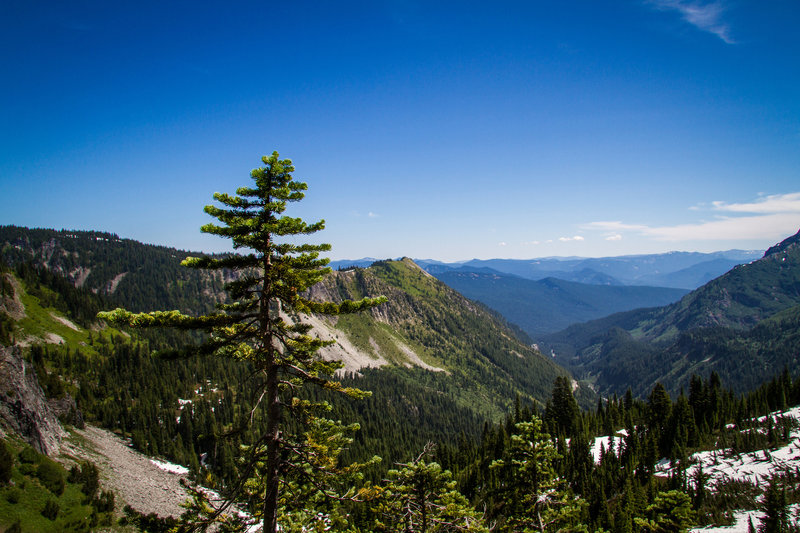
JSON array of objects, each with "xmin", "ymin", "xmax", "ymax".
[{"xmin": 1, "ymin": 1, "xmax": 799, "ymax": 261}]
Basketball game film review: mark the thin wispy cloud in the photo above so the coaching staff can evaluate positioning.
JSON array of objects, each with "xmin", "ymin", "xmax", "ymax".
[
  {"xmin": 559, "ymin": 235, "xmax": 585, "ymax": 242},
  {"xmin": 350, "ymin": 211, "xmax": 380, "ymax": 218},
  {"xmin": 648, "ymin": 0, "xmax": 735, "ymax": 44},
  {"xmin": 710, "ymin": 192, "xmax": 800, "ymax": 214},
  {"xmin": 583, "ymin": 192, "xmax": 800, "ymax": 242}
]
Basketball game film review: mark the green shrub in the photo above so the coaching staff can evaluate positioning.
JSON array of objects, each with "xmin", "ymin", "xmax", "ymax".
[
  {"xmin": 0, "ymin": 441, "xmax": 13, "ymax": 483},
  {"xmin": 93, "ymin": 489, "xmax": 115, "ymax": 513},
  {"xmin": 69, "ymin": 460, "xmax": 99, "ymax": 498},
  {"xmin": 42, "ymin": 498, "xmax": 60, "ymax": 520},
  {"xmin": 5, "ymin": 486, "xmax": 22, "ymax": 503},
  {"xmin": 0, "ymin": 311, "xmax": 13, "ymax": 345},
  {"xmin": 18, "ymin": 445, "xmax": 37, "ymax": 464},
  {"xmin": 37, "ymin": 457, "xmax": 66, "ymax": 495}
]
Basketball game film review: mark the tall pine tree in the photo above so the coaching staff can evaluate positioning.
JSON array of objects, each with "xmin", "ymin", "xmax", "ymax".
[
  {"xmin": 99, "ymin": 152, "xmax": 386, "ymax": 532},
  {"xmin": 490, "ymin": 416, "xmax": 586, "ymax": 532}
]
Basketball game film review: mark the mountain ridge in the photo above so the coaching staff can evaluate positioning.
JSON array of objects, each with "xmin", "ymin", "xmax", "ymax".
[{"xmin": 543, "ymin": 227, "xmax": 800, "ymax": 397}]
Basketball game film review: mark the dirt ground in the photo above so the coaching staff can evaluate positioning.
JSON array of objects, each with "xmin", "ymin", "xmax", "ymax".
[{"xmin": 59, "ymin": 425, "xmax": 190, "ymax": 519}]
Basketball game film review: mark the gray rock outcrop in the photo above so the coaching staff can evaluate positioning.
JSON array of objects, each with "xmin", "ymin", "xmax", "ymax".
[{"xmin": 0, "ymin": 344, "xmax": 65, "ymax": 454}]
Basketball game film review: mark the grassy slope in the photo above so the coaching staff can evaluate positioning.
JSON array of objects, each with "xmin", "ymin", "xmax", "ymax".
[
  {"xmin": 0, "ymin": 436, "xmax": 116, "ymax": 533},
  {"xmin": 316, "ymin": 259, "xmax": 575, "ymax": 417}
]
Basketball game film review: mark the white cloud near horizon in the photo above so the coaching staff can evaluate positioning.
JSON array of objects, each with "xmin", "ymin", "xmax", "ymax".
[
  {"xmin": 559, "ymin": 235, "xmax": 585, "ymax": 242},
  {"xmin": 584, "ymin": 193, "xmax": 800, "ymax": 243},
  {"xmin": 710, "ymin": 192, "xmax": 800, "ymax": 214},
  {"xmin": 648, "ymin": 0, "xmax": 734, "ymax": 44}
]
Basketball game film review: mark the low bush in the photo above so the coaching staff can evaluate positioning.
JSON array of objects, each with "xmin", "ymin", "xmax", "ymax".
[
  {"xmin": 0, "ymin": 441, "xmax": 13, "ymax": 483},
  {"xmin": 41, "ymin": 498, "xmax": 60, "ymax": 520},
  {"xmin": 36, "ymin": 457, "xmax": 65, "ymax": 495}
]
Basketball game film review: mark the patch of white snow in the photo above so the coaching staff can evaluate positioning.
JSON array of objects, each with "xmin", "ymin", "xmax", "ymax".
[{"xmin": 150, "ymin": 458, "xmax": 190, "ymax": 476}]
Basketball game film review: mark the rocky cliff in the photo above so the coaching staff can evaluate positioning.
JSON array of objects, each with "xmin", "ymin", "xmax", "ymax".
[{"xmin": 0, "ymin": 344, "xmax": 65, "ymax": 454}]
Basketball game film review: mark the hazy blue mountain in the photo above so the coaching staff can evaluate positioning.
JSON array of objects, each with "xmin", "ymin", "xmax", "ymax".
[
  {"xmin": 635, "ymin": 258, "xmax": 753, "ymax": 289},
  {"xmin": 415, "ymin": 250, "xmax": 761, "ymax": 289},
  {"xmin": 431, "ymin": 268, "xmax": 688, "ymax": 336}
]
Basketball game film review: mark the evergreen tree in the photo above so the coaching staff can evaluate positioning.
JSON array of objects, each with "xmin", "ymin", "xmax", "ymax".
[
  {"xmin": 99, "ymin": 152, "xmax": 386, "ymax": 533},
  {"xmin": 545, "ymin": 376, "xmax": 580, "ymax": 437},
  {"xmin": 647, "ymin": 384, "xmax": 672, "ymax": 457},
  {"xmin": 760, "ymin": 476, "xmax": 790, "ymax": 533},
  {"xmin": 375, "ymin": 444, "xmax": 487, "ymax": 532},
  {"xmin": 491, "ymin": 416, "xmax": 586, "ymax": 532},
  {"xmin": 633, "ymin": 490, "xmax": 695, "ymax": 533}
]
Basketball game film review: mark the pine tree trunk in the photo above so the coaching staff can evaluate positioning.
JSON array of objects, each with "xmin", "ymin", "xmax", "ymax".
[
  {"xmin": 262, "ymin": 363, "xmax": 281, "ymax": 533},
  {"xmin": 262, "ymin": 236, "xmax": 280, "ymax": 533}
]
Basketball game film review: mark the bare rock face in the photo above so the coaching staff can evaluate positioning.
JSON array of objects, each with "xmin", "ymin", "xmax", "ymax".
[
  {"xmin": 0, "ymin": 273, "xmax": 25, "ymax": 320},
  {"xmin": 0, "ymin": 345, "xmax": 65, "ymax": 455},
  {"xmin": 48, "ymin": 393, "xmax": 85, "ymax": 429}
]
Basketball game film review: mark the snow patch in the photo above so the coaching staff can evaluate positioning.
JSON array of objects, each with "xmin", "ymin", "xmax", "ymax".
[
  {"xmin": 591, "ymin": 433, "xmax": 626, "ymax": 464},
  {"xmin": 691, "ymin": 509, "xmax": 764, "ymax": 533},
  {"xmin": 150, "ymin": 458, "xmax": 190, "ymax": 476},
  {"xmin": 691, "ymin": 506, "xmax": 800, "ymax": 533},
  {"xmin": 657, "ymin": 406, "xmax": 800, "ymax": 486}
]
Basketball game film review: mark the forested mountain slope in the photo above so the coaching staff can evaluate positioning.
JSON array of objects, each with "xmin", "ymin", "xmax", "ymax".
[
  {"xmin": 543, "ymin": 228, "xmax": 800, "ymax": 397},
  {"xmin": 307, "ymin": 258, "xmax": 572, "ymax": 413},
  {"xmin": 0, "ymin": 225, "xmax": 227, "ymax": 314},
  {"xmin": 0, "ymin": 248, "xmax": 558, "ymax": 496},
  {"xmin": 0, "ymin": 226, "xmax": 582, "ymax": 480},
  {"xmin": 0, "ymin": 226, "xmax": 573, "ymax": 415},
  {"xmin": 635, "ymin": 235, "xmax": 800, "ymax": 344}
]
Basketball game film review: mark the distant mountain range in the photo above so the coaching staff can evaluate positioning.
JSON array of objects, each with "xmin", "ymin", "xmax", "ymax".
[
  {"xmin": 331, "ymin": 250, "xmax": 761, "ymax": 336},
  {"xmin": 333, "ymin": 249, "xmax": 761, "ymax": 290},
  {"xmin": 541, "ymin": 228, "xmax": 800, "ymax": 397}
]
